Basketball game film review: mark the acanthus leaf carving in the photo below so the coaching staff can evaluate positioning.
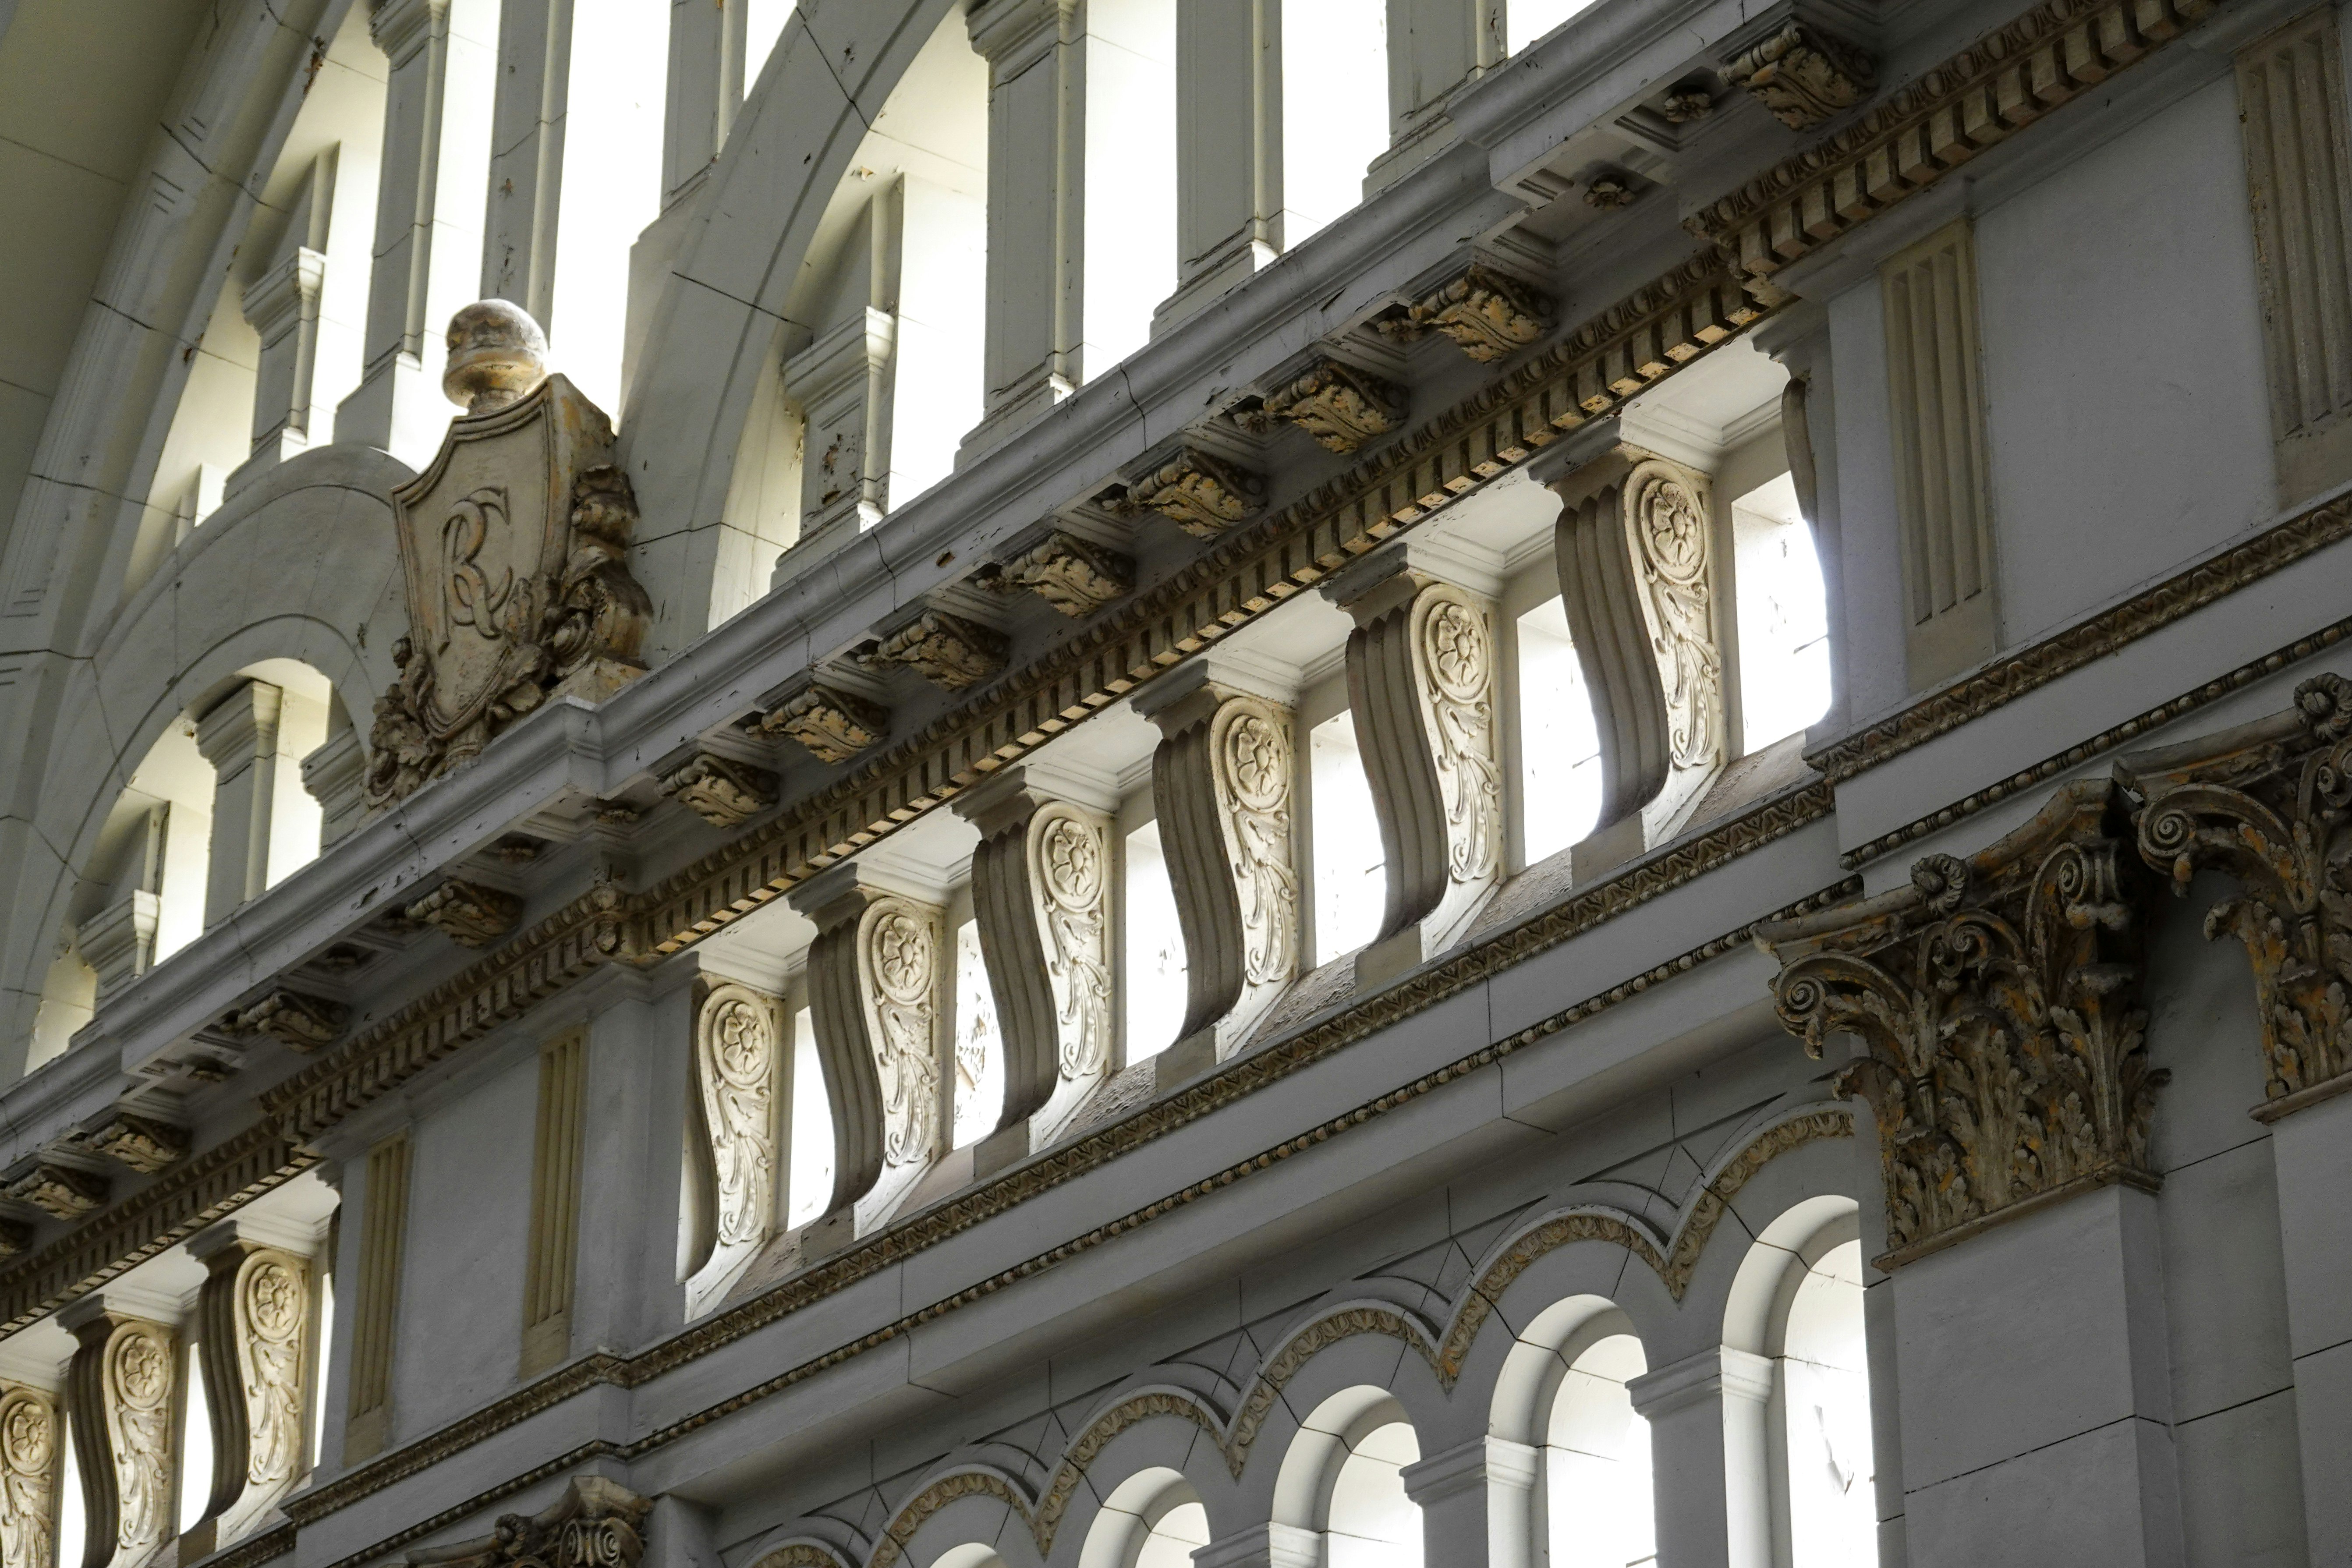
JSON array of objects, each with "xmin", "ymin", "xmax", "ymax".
[
  {"xmin": 660, "ymin": 753, "xmax": 780, "ymax": 829},
  {"xmin": 406, "ymin": 879, "xmax": 524, "ymax": 949},
  {"xmin": 1756, "ymin": 781, "xmax": 2162, "ymax": 1265},
  {"xmin": 997, "ymin": 533, "xmax": 1134, "ymax": 617},
  {"xmin": 7, "ymin": 1165, "xmax": 106, "ymax": 1221},
  {"xmin": 2122, "ymin": 671, "xmax": 2352, "ymax": 1108},
  {"xmin": 861, "ymin": 900, "xmax": 942, "ymax": 1168},
  {"xmin": 868, "ymin": 612, "xmax": 1010, "ymax": 693},
  {"xmin": 0, "ymin": 1387, "xmax": 52, "ymax": 1568},
  {"xmin": 1415, "ymin": 589, "xmax": 1503, "ymax": 888},
  {"xmin": 759, "ymin": 685, "xmax": 890, "ymax": 765},
  {"xmin": 225, "ymin": 989, "xmax": 350, "ymax": 1052},
  {"xmin": 1243, "ymin": 361, "xmax": 1406, "ymax": 453},
  {"xmin": 1113, "ymin": 450, "xmax": 1265, "ymax": 538},
  {"xmin": 1628, "ymin": 460, "xmax": 1723, "ymax": 772},
  {"xmin": 103, "ymin": 1322, "xmax": 172, "ymax": 1566},
  {"xmin": 1721, "ymin": 21, "xmax": 1876, "ymax": 130},
  {"xmin": 365, "ymin": 305, "xmax": 651, "ymax": 811},
  {"xmin": 1380, "ymin": 264, "xmax": 1556, "ymax": 362},
  {"xmin": 694, "ymin": 984, "xmax": 779, "ymax": 1254},
  {"xmin": 1031, "ymin": 806, "xmax": 1112, "ymax": 1082},
  {"xmin": 85, "ymin": 1114, "xmax": 191, "ymax": 1176},
  {"xmin": 1211, "ymin": 701, "xmax": 1300, "ymax": 993},
  {"xmin": 406, "ymin": 1475, "xmax": 651, "ymax": 1568}
]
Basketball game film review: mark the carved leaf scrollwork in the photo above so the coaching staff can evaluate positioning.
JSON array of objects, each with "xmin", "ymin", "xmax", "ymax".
[
  {"xmin": 1758, "ymin": 782, "xmax": 2163, "ymax": 1262},
  {"xmin": 238, "ymin": 1253, "xmax": 307, "ymax": 1495},
  {"xmin": 1416, "ymin": 592, "xmax": 1502, "ymax": 885},
  {"xmin": 864, "ymin": 904, "xmax": 941, "ymax": 1167},
  {"xmin": 1033, "ymin": 808, "xmax": 1112, "ymax": 1080},
  {"xmin": 696, "ymin": 987, "xmax": 779, "ymax": 1249},
  {"xmin": 1213, "ymin": 704, "xmax": 1300, "ymax": 988},
  {"xmin": 1627, "ymin": 463, "xmax": 1721, "ymax": 771},
  {"xmin": 106, "ymin": 1326, "xmax": 173, "ymax": 1563},
  {"xmin": 2125, "ymin": 671, "xmax": 2352, "ymax": 1103},
  {"xmin": 0, "ymin": 1390, "xmax": 52, "ymax": 1568}
]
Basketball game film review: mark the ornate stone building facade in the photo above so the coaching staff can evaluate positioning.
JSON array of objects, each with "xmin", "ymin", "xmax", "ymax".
[{"xmin": 0, "ymin": 0, "xmax": 2340, "ymax": 1564}]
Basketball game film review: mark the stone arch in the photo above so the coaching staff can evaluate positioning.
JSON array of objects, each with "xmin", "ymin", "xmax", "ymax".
[
  {"xmin": 1269, "ymin": 1385, "xmax": 1423, "ymax": 1565},
  {"xmin": 744, "ymin": 1543, "xmax": 860, "ymax": 1568},
  {"xmin": 869, "ymin": 1463, "xmax": 1045, "ymax": 1568},
  {"xmin": 1222, "ymin": 1299, "xmax": 1444, "ymax": 1481},
  {"xmin": 1071, "ymin": 1467, "xmax": 1208, "ymax": 1568},
  {"xmin": 616, "ymin": 0, "xmax": 960, "ymax": 657},
  {"xmin": 1, "ymin": 447, "xmax": 407, "ymax": 1065},
  {"xmin": 1033, "ymin": 1385, "xmax": 1227, "ymax": 1557}
]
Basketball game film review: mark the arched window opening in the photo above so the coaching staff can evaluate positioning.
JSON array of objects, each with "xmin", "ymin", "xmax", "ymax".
[
  {"xmin": 1119, "ymin": 817, "xmax": 1185, "ymax": 1065},
  {"xmin": 1281, "ymin": 0, "xmax": 1388, "ymax": 249},
  {"xmin": 1278, "ymin": 1387, "xmax": 1424, "ymax": 1568},
  {"xmin": 1777, "ymin": 1237, "xmax": 1874, "ymax": 1563},
  {"xmin": 1513, "ymin": 597, "xmax": 1603, "ymax": 866},
  {"xmin": 1730, "ymin": 471, "xmax": 1831, "ymax": 752},
  {"xmin": 1080, "ymin": 1468, "xmax": 1211, "ymax": 1568},
  {"xmin": 1308, "ymin": 709, "xmax": 1384, "ymax": 965},
  {"xmin": 930, "ymin": 1548, "xmax": 1007, "ymax": 1568},
  {"xmin": 772, "ymin": 8, "xmax": 986, "ymax": 563},
  {"xmin": 1727, "ymin": 1197, "xmax": 1878, "ymax": 1568},
  {"xmin": 1547, "ymin": 1332, "xmax": 1656, "ymax": 1568}
]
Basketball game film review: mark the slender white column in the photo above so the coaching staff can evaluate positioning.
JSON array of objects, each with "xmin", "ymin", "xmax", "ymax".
[
  {"xmin": 195, "ymin": 681, "xmax": 286, "ymax": 928},
  {"xmin": 230, "ymin": 150, "xmax": 336, "ymax": 496},
  {"xmin": 482, "ymin": 0, "xmax": 572, "ymax": 322},
  {"xmin": 1626, "ymin": 1345, "xmax": 1774, "ymax": 1568},
  {"xmin": 1155, "ymin": 0, "xmax": 1281, "ymax": 332},
  {"xmin": 786, "ymin": 307, "xmax": 896, "ymax": 549},
  {"xmin": 301, "ymin": 719, "xmax": 368, "ymax": 849},
  {"xmin": 337, "ymin": 0, "xmax": 500, "ymax": 461},
  {"xmin": 2250, "ymin": 1097, "xmax": 2352, "ymax": 1563},
  {"xmin": 962, "ymin": 0, "xmax": 1085, "ymax": 458},
  {"xmin": 661, "ymin": 0, "xmax": 744, "ymax": 208},
  {"xmin": 1191, "ymin": 1524, "xmax": 1318, "ymax": 1568},
  {"xmin": 1400, "ymin": 1435, "xmax": 1540, "ymax": 1568},
  {"xmin": 1368, "ymin": 0, "xmax": 1499, "ymax": 191}
]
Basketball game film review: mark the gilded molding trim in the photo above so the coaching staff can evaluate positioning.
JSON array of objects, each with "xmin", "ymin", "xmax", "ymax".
[
  {"xmin": 866, "ymin": 1471, "xmax": 1033, "ymax": 1568},
  {"xmin": 1808, "ymin": 490, "xmax": 2352, "ymax": 786},
  {"xmin": 281, "ymin": 866, "xmax": 1859, "ymax": 1544},
  {"xmin": 746, "ymin": 1547, "xmax": 855, "ymax": 1568},
  {"xmin": 1031, "ymin": 1390, "xmax": 1222, "ymax": 1548},
  {"xmin": 1841, "ymin": 613, "xmax": 2352, "ymax": 868}
]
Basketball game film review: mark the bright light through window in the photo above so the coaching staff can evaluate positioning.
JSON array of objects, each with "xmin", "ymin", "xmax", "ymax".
[
  {"xmin": 787, "ymin": 1008, "xmax": 834, "ymax": 1227},
  {"xmin": 1328, "ymin": 1422, "xmax": 1423, "ymax": 1568},
  {"xmin": 179, "ymin": 1338, "xmax": 214, "ymax": 1534},
  {"xmin": 1136, "ymin": 1501, "xmax": 1211, "ymax": 1568},
  {"xmin": 1547, "ymin": 1334, "xmax": 1656, "ymax": 1568},
  {"xmin": 1083, "ymin": 0, "xmax": 1177, "ymax": 372},
  {"xmin": 1507, "ymin": 0, "xmax": 1601, "ymax": 53},
  {"xmin": 1516, "ymin": 601, "xmax": 1602, "ymax": 865},
  {"xmin": 1784, "ymin": 1239, "xmax": 1875, "ymax": 1561},
  {"xmin": 58, "ymin": 1420, "xmax": 84, "ymax": 1568},
  {"xmin": 744, "ymin": 0, "xmax": 793, "ymax": 93},
  {"xmin": 1282, "ymin": 0, "xmax": 1387, "ymax": 247},
  {"xmin": 1311, "ymin": 712, "xmax": 1384, "ymax": 966},
  {"xmin": 951, "ymin": 919, "xmax": 1004, "ymax": 1148},
  {"xmin": 1122, "ymin": 821, "xmax": 1187, "ymax": 1062},
  {"xmin": 1732, "ymin": 473, "xmax": 1831, "ymax": 752},
  {"xmin": 549, "ymin": 0, "xmax": 667, "ymax": 418}
]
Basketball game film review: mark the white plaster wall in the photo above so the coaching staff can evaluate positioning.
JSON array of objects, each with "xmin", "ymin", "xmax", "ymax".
[
  {"xmin": 1974, "ymin": 76, "xmax": 2276, "ymax": 650},
  {"xmin": 394, "ymin": 1047, "xmax": 538, "ymax": 1441}
]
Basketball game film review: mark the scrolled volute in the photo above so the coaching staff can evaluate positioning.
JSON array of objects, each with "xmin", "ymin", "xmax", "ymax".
[
  {"xmin": 407, "ymin": 1476, "xmax": 651, "ymax": 1568},
  {"xmin": 1755, "ymin": 780, "xmax": 2163, "ymax": 1265},
  {"xmin": 2120, "ymin": 671, "xmax": 2352, "ymax": 1108}
]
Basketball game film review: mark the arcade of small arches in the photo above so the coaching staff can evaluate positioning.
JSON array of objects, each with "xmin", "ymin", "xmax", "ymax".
[{"xmin": 733, "ymin": 1108, "xmax": 1873, "ymax": 1568}]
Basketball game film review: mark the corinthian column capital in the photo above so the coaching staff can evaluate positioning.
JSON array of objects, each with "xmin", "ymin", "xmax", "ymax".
[{"xmin": 1323, "ymin": 552, "xmax": 1504, "ymax": 987}]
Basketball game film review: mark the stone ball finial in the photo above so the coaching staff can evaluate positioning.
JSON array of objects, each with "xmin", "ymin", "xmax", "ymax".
[{"xmin": 443, "ymin": 300, "xmax": 549, "ymax": 414}]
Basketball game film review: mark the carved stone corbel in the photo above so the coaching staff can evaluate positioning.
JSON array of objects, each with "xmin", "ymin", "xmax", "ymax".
[
  {"xmin": 1134, "ymin": 667, "xmax": 1300, "ymax": 1063},
  {"xmin": 1550, "ymin": 443, "xmax": 1726, "ymax": 874},
  {"xmin": 952, "ymin": 768, "xmax": 1114, "ymax": 1152},
  {"xmin": 1325, "ymin": 556, "xmax": 1503, "ymax": 984},
  {"xmin": 1116, "ymin": 450, "xmax": 1265, "ymax": 537},
  {"xmin": 189, "ymin": 1226, "xmax": 309, "ymax": 1536},
  {"xmin": 868, "ymin": 611, "xmax": 1010, "ymax": 692},
  {"xmin": 226, "ymin": 989, "xmax": 350, "ymax": 1051},
  {"xmin": 7, "ymin": 1164, "xmax": 106, "ymax": 1221},
  {"xmin": 787, "ymin": 868, "xmax": 946, "ymax": 1230},
  {"xmin": 0, "ymin": 1385, "xmax": 57, "ymax": 1568},
  {"xmin": 1755, "ymin": 780, "xmax": 2162, "ymax": 1266},
  {"xmin": 406, "ymin": 1476, "xmax": 651, "ymax": 1568},
  {"xmin": 2120, "ymin": 672, "xmax": 2352, "ymax": 1117},
  {"xmin": 760, "ymin": 685, "xmax": 891, "ymax": 765},
  {"xmin": 406, "ymin": 879, "xmax": 523, "ymax": 948},
  {"xmin": 997, "ymin": 532, "xmax": 1133, "ymax": 617},
  {"xmin": 659, "ymin": 752, "xmax": 779, "ymax": 828},
  {"xmin": 85, "ymin": 1113, "xmax": 190, "ymax": 1175},
  {"xmin": 683, "ymin": 980, "xmax": 780, "ymax": 1301},
  {"xmin": 0, "ymin": 1221, "xmax": 33, "ymax": 1258},
  {"xmin": 1379, "ymin": 264, "xmax": 1556, "ymax": 362},
  {"xmin": 1721, "ymin": 20, "xmax": 1875, "ymax": 129},
  {"xmin": 61, "ymin": 1299, "xmax": 176, "ymax": 1568},
  {"xmin": 1243, "ymin": 361, "xmax": 1406, "ymax": 453}
]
